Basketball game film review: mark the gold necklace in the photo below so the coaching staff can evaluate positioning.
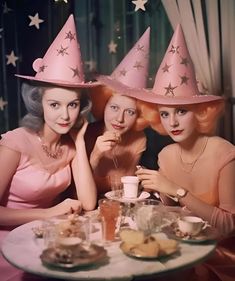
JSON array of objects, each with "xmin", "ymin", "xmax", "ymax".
[
  {"xmin": 37, "ymin": 135, "xmax": 63, "ymax": 159},
  {"xmin": 179, "ymin": 137, "xmax": 208, "ymax": 173}
]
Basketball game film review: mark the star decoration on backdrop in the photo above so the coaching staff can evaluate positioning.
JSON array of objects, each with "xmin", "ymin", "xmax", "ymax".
[
  {"xmin": 0, "ymin": 97, "xmax": 8, "ymax": 111},
  {"xmin": 132, "ymin": 0, "xmax": 148, "ymax": 12},
  {"xmin": 0, "ymin": 28, "xmax": 3, "ymax": 39},
  {"xmin": 3, "ymin": 2, "xmax": 13, "ymax": 13},
  {"xmin": 6, "ymin": 50, "xmax": 19, "ymax": 67},
  {"xmin": 28, "ymin": 13, "xmax": 44, "ymax": 30},
  {"xmin": 54, "ymin": 0, "xmax": 68, "ymax": 3},
  {"xmin": 164, "ymin": 83, "xmax": 177, "ymax": 96},
  {"xmin": 85, "ymin": 60, "xmax": 97, "ymax": 71},
  {"xmin": 108, "ymin": 40, "xmax": 117, "ymax": 53}
]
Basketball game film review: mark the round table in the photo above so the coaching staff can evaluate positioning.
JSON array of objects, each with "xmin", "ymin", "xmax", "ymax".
[{"xmin": 1, "ymin": 219, "xmax": 216, "ymax": 281}]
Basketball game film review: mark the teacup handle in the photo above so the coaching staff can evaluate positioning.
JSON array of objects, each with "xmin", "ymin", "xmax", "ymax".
[{"xmin": 202, "ymin": 221, "xmax": 210, "ymax": 229}]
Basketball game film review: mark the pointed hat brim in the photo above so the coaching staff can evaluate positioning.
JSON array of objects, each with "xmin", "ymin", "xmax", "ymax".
[
  {"xmin": 131, "ymin": 89, "xmax": 224, "ymax": 105},
  {"xmin": 15, "ymin": 74, "xmax": 100, "ymax": 88},
  {"xmin": 96, "ymin": 75, "xmax": 148, "ymax": 99}
]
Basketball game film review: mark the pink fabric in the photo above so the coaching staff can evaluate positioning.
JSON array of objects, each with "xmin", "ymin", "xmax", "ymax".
[
  {"xmin": 158, "ymin": 136, "xmax": 235, "ymax": 281},
  {"xmin": 0, "ymin": 127, "xmax": 75, "ymax": 281},
  {"xmin": 85, "ymin": 121, "xmax": 146, "ymax": 196}
]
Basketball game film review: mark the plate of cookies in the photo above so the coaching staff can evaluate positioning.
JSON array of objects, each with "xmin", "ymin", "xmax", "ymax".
[{"xmin": 119, "ymin": 229, "xmax": 179, "ymax": 259}]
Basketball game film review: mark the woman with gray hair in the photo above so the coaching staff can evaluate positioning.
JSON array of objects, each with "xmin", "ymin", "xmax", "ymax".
[{"xmin": 0, "ymin": 15, "xmax": 98, "ymax": 281}]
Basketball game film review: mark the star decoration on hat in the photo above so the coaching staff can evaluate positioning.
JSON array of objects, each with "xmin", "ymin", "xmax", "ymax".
[
  {"xmin": 162, "ymin": 63, "xmax": 171, "ymax": 73},
  {"xmin": 132, "ymin": 0, "xmax": 148, "ymax": 11},
  {"xmin": 28, "ymin": 13, "xmax": 44, "ymax": 30},
  {"xmin": 133, "ymin": 61, "xmax": 144, "ymax": 70},
  {"xmin": 169, "ymin": 45, "xmax": 180, "ymax": 54},
  {"xmin": 65, "ymin": 31, "xmax": 76, "ymax": 42},
  {"xmin": 136, "ymin": 44, "xmax": 145, "ymax": 52},
  {"xmin": 180, "ymin": 74, "xmax": 189, "ymax": 85},
  {"xmin": 70, "ymin": 66, "xmax": 81, "ymax": 78},
  {"xmin": 6, "ymin": 50, "xmax": 19, "ymax": 67},
  {"xmin": 0, "ymin": 97, "xmax": 8, "ymax": 111},
  {"xmin": 119, "ymin": 68, "xmax": 127, "ymax": 76},
  {"xmin": 164, "ymin": 83, "xmax": 177, "ymax": 96},
  {"xmin": 38, "ymin": 65, "xmax": 47, "ymax": 73},
  {"xmin": 108, "ymin": 40, "xmax": 117, "ymax": 53},
  {"xmin": 180, "ymin": 56, "xmax": 190, "ymax": 66},
  {"xmin": 57, "ymin": 45, "xmax": 69, "ymax": 56}
]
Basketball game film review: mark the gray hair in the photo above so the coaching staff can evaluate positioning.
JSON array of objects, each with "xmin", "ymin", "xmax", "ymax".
[{"xmin": 20, "ymin": 83, "xmax": 92, "ymax": 131}]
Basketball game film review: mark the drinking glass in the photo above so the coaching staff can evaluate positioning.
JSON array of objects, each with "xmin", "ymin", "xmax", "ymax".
[
  {"xmin": 98, "ymin": 199, "xmax": 121, "ymax": 242},
  {"xmin": 134, "ymin": 199, "xmax": 163, "ymax": 235},
  {"xmin": 109, "ymin": 175, "xmax": 123, "ymax": 198}
]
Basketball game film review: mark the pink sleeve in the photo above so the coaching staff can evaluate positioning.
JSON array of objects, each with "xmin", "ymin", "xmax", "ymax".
[{"xmin": 0, "ymin": 129, "xmax": 23, "ymax": 153}]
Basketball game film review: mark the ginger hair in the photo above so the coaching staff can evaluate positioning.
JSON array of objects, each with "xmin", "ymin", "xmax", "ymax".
[{"xmin": 141, "ymin": 99, "xmax": 225, "ymax": 135}]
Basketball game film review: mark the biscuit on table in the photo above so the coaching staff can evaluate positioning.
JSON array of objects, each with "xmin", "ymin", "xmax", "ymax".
[{"xmin": 119, "ymin": 229, "xmax": 145, "ymax": 244}]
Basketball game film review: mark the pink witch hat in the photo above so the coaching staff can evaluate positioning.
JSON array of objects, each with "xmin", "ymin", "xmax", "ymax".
[
  {"xmin": 134, "ymin": 24, "xmax": 222, "ymax": 105},
  {"xmin": 96, "ymin": 27, "xmax": 150, "ymax": 97},
  {"xmin": 16, "ymin": 14, "xmax": 98, "ymax": 88}
]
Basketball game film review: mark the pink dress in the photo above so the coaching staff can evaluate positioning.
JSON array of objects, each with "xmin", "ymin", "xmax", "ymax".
[
  {"xmin": 158, "ymin": 136, "xmax": 235, "ymax": 281},
  {"xmin": 0, "ymin": 127, "xmax": 75, "ymax": 281},
  {"xmin": 85, "ymin": 121, "xmax": 146, "ymax": 196}
]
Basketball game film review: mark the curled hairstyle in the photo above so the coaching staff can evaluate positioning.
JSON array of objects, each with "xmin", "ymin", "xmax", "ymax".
[
  {"xmin": 88, "ymin": 85, "xmax": 151, "ymax": 131},
  {"xmin": 142, "ymin": 99, "xmax": 225, "ymax": 135},
  {"xmin": 20, "ymin": 83, "xmax": 92, "ymax": 131}
]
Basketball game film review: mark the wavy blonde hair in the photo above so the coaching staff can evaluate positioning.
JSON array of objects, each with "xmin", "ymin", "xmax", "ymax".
[
  {"xmin": 142, "ymin": 99, "xmax": 225, "ymax": 135},
  {"xmin": 88, "ymin": 85, "xmax": 152, "ymax": 131}
]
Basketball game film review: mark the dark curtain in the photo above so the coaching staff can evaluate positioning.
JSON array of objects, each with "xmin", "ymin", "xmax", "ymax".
[{"xmin": 0, "ymin": 0, "xmax": 173, "ymax": 168}]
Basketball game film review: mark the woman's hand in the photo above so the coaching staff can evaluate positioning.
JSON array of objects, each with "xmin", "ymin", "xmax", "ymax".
[
  {"xmin": 136, "ymin": 168, "xmax": 178, "ymax": 196},
  {"xmin": 46, "ymin": 198, "xmax": 82, "ymax": 218},
  {"xmin": 93, "ymin": 131, "xmax": 121, "ymax": 156},
  {"xmin": 70, "ymin": 118, "xmax": 88, "ymax": 146}
]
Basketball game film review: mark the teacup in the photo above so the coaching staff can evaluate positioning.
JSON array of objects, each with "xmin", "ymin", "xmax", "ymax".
[
  {"xmin": 57, "ymin": 237, "xmax": 82, "ymax": 249},
  {"xmin": 178, "ymin": 216, "xmax": 208, "ymax": 236},
  {"xmin": 121, "ymin": 176, "xmax": 139, "ymax": 198}
]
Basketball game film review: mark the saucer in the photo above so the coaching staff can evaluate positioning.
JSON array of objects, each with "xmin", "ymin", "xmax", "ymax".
[
  {"xmin": 40, "ymin": 244, "xmax": 107, "ymax": 269},
  {"xmin": 162, "ymin": 223, "xmax": 220, "ymax": 243},
  {"xmin": 104, "ymin": 191, "xmax": 150, "ymax": 203}
]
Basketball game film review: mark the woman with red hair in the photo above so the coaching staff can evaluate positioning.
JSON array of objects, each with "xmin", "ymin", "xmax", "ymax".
[
  {"xmin": 85, "ymin": 27, "xmax": 152, "ymax": 197},
  {"xmin": 136, "ymin": 25, "xmax": 235, "ymax": 281}
]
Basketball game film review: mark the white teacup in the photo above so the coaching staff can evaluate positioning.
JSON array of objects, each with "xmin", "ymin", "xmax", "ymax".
[
  {"xmin": 57, "ymin": 237, "xmax": 82, "ymax": 249},
  {"xmin": 121, "ymin": 176, "xmax": 139, "ymax": 198},
  {"xmin": 178, "ymin": 216, "xmax": 208, "ymax": 236}
]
